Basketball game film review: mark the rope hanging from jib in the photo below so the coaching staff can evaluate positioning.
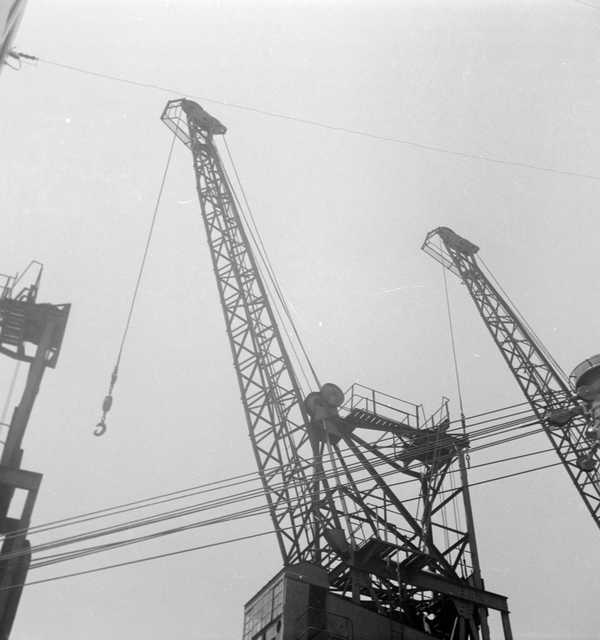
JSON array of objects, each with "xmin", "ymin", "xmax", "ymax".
[{"xmin": 94, "ymin": 132, "xmax": 177, "ymax": 436}]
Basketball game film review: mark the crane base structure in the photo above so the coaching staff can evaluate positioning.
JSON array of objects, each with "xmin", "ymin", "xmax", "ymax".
[
  {"xmin": 240, "ymin": 388, "xmax": 513, "ymax": 640},
  {"xmin": 244, "ymin": 563, "xmax": 511, "ymax": 640}
]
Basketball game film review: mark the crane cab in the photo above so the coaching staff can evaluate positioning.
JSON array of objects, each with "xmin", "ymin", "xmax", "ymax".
[
  {"xmin": 570, "ymin": 355, "xmax": 600, "ymax": 471},
  {"xmin": 570, "ymin": 354, "xmax": 600, "ymax": 402}
]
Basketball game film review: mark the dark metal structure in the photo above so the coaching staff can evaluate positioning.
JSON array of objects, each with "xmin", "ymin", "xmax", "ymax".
[
  {"xmin": 0, "ymin": 0, "xmax": 28, "ymax": 72},
  {"xmin": 0, "ymin": 264, "xmax": 69, "ymax": 638},
  {"xmin": 423, "ymin": 226, "xmax": 600, "ymax": 530},
  {"xmin": 162, "ymin": 100, "xmax": 512, "ymax": 639}
]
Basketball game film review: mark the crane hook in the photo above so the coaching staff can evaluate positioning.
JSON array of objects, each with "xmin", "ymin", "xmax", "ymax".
[
  {"xmin": 93, "ymin": 394, "xmax": 113, "ymax": 437},
  {"xmin": 94, "ymin": 420, "xmax": 107, "ymax": 437}
]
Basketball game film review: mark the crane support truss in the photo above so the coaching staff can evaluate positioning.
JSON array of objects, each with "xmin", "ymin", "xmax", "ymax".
[
  {"xmin": 423, "ymin": 227, "xmax": 600, "ymax": 530},
  {"xmin": 162, "ymin": 102, "xmax": 510, "ymax": 637}
]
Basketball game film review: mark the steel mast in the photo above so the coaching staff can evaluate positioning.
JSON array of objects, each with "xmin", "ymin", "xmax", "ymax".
[{"xmin": 423, "ymin": 226, "xmax": 600, "ymax": 530}]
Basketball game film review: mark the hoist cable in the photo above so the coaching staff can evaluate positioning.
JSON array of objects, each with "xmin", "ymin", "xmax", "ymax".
[
  {"xmin": 440, "ymin": 243, "xmax": 470, "ymax": 471},
  {"xmin": 94, "ymin": 130, "xmax": 178, "ymax": 436},
  {"xmin": 441, "ymin": 250, "xmax": 465, "ymax": 419}
]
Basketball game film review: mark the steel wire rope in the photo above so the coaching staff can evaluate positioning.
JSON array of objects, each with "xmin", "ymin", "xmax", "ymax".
[
  {"xmin": 0, "ymin": 427, "xmax": 550, "ymax": 572},
  {"xmin": 463, "ymin": 398, "xmax": 533, "ymax": 420},
  {"xmin": 0, "ymin": 458, "xmax": 563, "ymax": 594},
  {"xmin": 30, "ymin": 504, "xmax": 271, "ymax": 570},
  {"xmin": 9, "ymin": 445, "xmax": 558, "ymax": 572},
  {"xmin": 0, "ymin": 398, "xmax": 546, "ymax": 549},
  {"xmin": 6, "ymin": 528, "xmax": 290, "ymax": 592},
  {"xmin": 94, "ymin": 129, "xmax": 178, "ymax": 435},
  {"xmin": 21, "ymin": 57, "xmax": 600, "ymax": 184},
  {"xmin": 69, "ymin": 406, "xmax": 553, "ymax": 556},
  {"xmin": 439, "ymin": 239, "xmax": 471, "ymax": 485},
  {"xmin": 3, "ymin": 405, "xmax": 546, "ymax": 544},
  {"xmin": 0, "ymin": 438, "xmax": 557, "ymax": 573},
  {"xmin": 59, "ymin": 414, "xmax": 548, "ymax": 534},
  {"xmin": 13, "ymin": 410, "xmax": 544, "ymax": 552},
  {"xmin": 5, "ymin": 467, "xmax": 263, "ymax": 540},
  {"xmin": 440, "ymin": 246, "xmax": 465, "ymax": 419},
  {"xmin": 2, "ymin": 430, "xmax": 553, "ymax": 568}
]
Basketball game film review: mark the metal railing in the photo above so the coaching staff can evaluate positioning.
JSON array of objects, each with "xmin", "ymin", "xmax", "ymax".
[{"xmin": 343, "ymin": 383, "xmax": 422, "ymax": 428}]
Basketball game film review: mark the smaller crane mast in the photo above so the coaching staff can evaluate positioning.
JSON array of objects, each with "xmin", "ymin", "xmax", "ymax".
[{"xmin": 423, "ymin": 226, "xmax": 600, "ymax": 530}]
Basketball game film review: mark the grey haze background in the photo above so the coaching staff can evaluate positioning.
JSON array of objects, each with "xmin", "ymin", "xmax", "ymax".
[{"xmin": 1, "ymin": 0, "xmax": 599, "ymax": 637}]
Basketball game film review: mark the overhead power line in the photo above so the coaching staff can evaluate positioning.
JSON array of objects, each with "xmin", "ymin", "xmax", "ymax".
[{"xmin": 22, "ymin": 56, "xmax": 600, "ymax": 184}]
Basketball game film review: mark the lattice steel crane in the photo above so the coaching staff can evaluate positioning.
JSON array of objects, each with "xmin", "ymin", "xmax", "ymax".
[
  {"xmin": 161, "ymin": 100, "xmax": 513, "ymax": 640},
  {"xmin": 0, "ymin": 264, "xmax": 69, "ymax": 638},
  {"xmin": 423, "ymin": 227, "xmax": 600, "ymax": 531}
]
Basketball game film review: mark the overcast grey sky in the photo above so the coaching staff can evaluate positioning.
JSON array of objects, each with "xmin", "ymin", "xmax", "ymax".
[{"xmin": 1, "ymin": 1, "xmax": 600, "ymax": 638}]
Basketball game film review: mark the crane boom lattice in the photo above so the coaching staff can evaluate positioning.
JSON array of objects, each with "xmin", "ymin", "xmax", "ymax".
[
  {"xmin": 161, "ymin": 99, "xmax": 319, "ymax": 565},
  {"xmin": 423, "ymin": 226, "xmax": 600, "ymax": 530}
]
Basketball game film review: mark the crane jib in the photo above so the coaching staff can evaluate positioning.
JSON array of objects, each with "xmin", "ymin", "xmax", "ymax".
[{"xmin": 423, "ymin": 226, "xmax": 600, "ymax": 530}]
